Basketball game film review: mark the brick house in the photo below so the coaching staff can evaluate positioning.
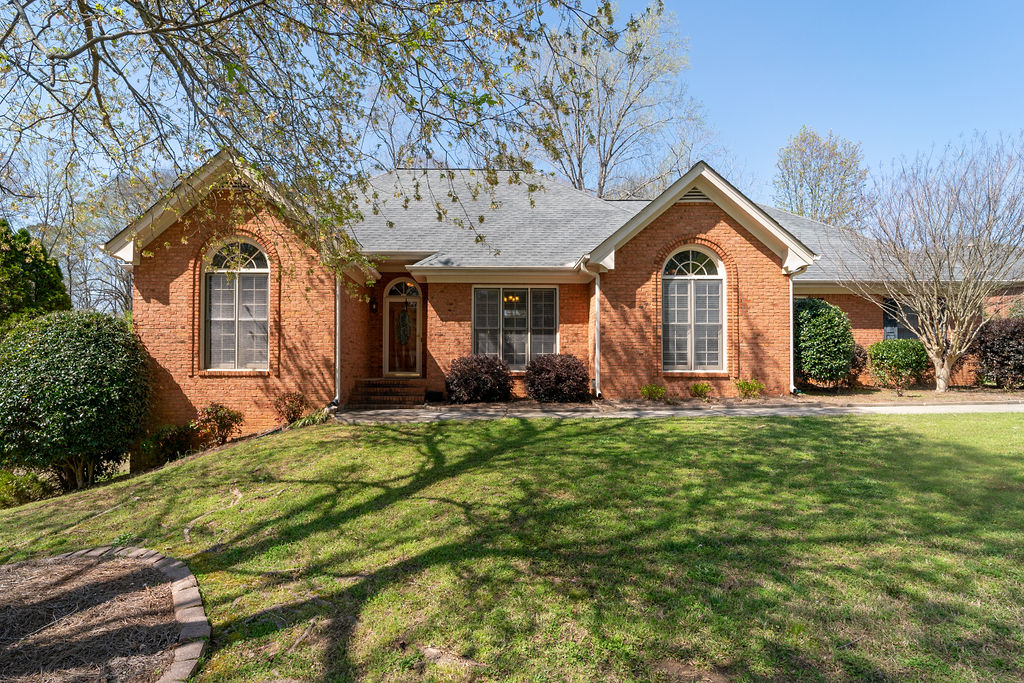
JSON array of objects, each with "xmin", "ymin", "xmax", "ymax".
[{"xmin": 102, "ymin": 151, "xmax": 979, "ymax": 433}]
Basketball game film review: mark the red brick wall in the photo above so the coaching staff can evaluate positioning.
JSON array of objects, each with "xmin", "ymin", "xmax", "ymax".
[
  {"xmin": 599, "ymin": 203, "xmax": 793, "ymax": 399},
  {"xmin": 134, "ymin": 190, "xmax": 371, "ymax": 434},
  {"xmin": 425, "ymin": 282, "xmax": 592, "ymax": 396}
]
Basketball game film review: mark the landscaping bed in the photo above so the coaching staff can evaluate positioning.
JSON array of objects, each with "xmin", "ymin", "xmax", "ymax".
[
  {"xmin": 795, "ymin": 385, "xmax": 1024, "ymax": 405},
  {"xmin": 2, "ymin": 415, "xmax": 1023, "ymax": 680},
  {"xmin": 0, "ymin": 557, "xmax": 178, "ymax": 682}
]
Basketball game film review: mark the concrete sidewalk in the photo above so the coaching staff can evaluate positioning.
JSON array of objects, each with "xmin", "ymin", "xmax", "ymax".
[{"xmin": 335, "ymin": 401, "xmax": 1024, "ymax": 424}]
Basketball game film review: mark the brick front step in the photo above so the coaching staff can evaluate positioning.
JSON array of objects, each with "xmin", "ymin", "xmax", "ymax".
[{"xmin": 348, "ymin": 377, "xmax": 427, "ymax": 408}]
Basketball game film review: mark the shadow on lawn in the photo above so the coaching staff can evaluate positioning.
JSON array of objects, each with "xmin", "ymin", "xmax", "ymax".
[{"xmin": 188, "ymin": 417, "xmax": 1022, "ymax": 681}]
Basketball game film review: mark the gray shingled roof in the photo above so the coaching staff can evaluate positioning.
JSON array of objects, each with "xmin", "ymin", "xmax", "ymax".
[
  {"xmin": 347, "ymin": 170, "xmax": 867, "ymax": 277},
  {"xmin": 758, "ymin": 205, "xmax": 872, "ymax": 281},
  {"xmin": 348, "ymin": 169, "xmax": 637, "ymax": 268}
]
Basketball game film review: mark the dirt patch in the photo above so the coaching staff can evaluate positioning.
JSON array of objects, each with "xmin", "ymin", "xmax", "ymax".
[
  {"xmin": 652, "ymin": 658, "xmax": 729, "ymax": 682},
  {"xmin": 796, "ymin": 386, "xmax": 1024, "ymax": 405},
  {"xmin": 0, "ymin": 557, "xmax": 178, "ymax": 682}
]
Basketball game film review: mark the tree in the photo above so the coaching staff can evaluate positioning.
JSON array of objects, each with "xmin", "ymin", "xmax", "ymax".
[
  {"xmin": 836, "ymin": 134, "xmax": 1024, "ymax": 392},
  {"xmin": 0, "ymin": 1, "xmax": 617, "ymax": 280},
  {"xmin": 0, "ymin": 220, "xmax": 72, "ymax": 334},
  {"xmin": 0, "ymin": 311, "xmax": 149, "ymax": 490},
  {"xmin": 523, "ymin": 6, "xmax": 727, "ymax": 198},
  {"xmin": 773, "ymin": 126, "xmax": 868, "ymax": 227}
]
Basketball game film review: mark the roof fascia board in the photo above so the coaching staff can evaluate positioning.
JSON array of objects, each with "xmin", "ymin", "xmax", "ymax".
[
  {"xmin": 407, "ymin": 266, "xmax": 591, "ymax": 284},
  {"xmin": 590, "ymin": 162, "xmax": 817, "ymax": 272},
  {"xmin": 103, "ymin": 149, "xmax": 237, "ymax": 262}
]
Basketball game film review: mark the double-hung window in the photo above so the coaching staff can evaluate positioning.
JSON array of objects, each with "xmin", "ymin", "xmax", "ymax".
[
  {"xmin": 882, "ymin": 298, "xmax": 919, "ymax": 340},
  {"xmin": 473, "ymin": 287, "xmax": 557, "ymax": 369},
  {"xmin": 662, "ymin": 249, "xmax": 724, "ymax": 371},
  {"xmin": 204, "ymin": 241, "xmax": 270, "ymax": 370}
]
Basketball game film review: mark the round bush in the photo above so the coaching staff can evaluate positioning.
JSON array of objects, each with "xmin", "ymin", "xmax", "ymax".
[
  {"xmin": 867, "ymin": 339, "xmax": 929, "ymax": 395},
  {"xmin": 0, "ymin": 311, "xmax": 149, "ymax": 490},
  {"xmin": 525, "ymin": 354, "xmax": 590, "ymax": 402},
  {"xmin": 445, "ymin": 355, "xmax": 513, "ymax": 403},
  {"xmin": 974, "ymin": 318, "xmax": 1024, "ymax": 389},
  {"xmin": 794, "ymin": 298, "xmax": 854, "ymax": 386}
]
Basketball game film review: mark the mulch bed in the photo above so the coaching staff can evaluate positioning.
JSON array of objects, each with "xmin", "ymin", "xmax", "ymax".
[{"xmin": 0, "ymin": 557, "xmax": 178, "ymax": 682}]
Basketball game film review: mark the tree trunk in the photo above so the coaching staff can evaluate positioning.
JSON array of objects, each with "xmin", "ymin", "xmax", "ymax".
[{"xmin": 935, "ymin": 360, "xmax": 952, "ymax": 393}]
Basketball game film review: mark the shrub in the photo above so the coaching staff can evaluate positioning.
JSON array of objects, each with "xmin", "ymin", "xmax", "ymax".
[
  {"xmin": 734, "ymin": 378, "xmax": 766, "ymax": 398},
  {"xmin": 445, "ymin": 355, "xmax": 514, "ymax": 403},
  {"xmin": 525, "ymin": 354, "xmax": 591, "ymax": 402},
  {"xmin": 0, "ymin": 311, "xmax": 149, "ymax": 491},
  {"xmin": 689, "ymin": 382, "xmax": 713, "ymax": 400},
  {"xmin": 0, "ymin": 470, "xmax": 56, "ymax": 509},
  {"xmin": 274, "ymin": 391, "xmax": 309, "ymax": 424},
  {"xmin": 867, "ymin": 339, "xmax": 929, "ymax": 395},
  {"xmin": 292, "ymin": 408, "xmax": 333, "ymax": 428},
  {"xmin": 640, "ymin": 383, "xmax": 667, "ymax": 400},
  {"xmin": 137, "ymin": 424, "xmax": 195, "ymax": 471},
  {"xmin": 974, "ymin": 318, "xmax": 1024, "ymax": 390},
  {"xmin": 192, "ymin": 402, "xmax": 244, "ymax": 446},
  {"xmin": 847, "ymin": 343, "xmax": 868, "ymax": 385},
  {"xmin": 794, "ymin": 298, "xmax": 854, "ymax": 387}
]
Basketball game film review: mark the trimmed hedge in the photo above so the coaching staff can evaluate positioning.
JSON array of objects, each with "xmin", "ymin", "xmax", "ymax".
[
  {"xmin": 0, "ymin": 311, "xmax": 149, "ymax": 490},
  {"xmin": 974, "ymin": 318, "xmax": 1024, "ymax": 389},
  {"xmin": 525, "ymin": 354, "xmax": 590, "ymax": 402},
  {"xmin": 445, "ymin": 355, "xmax": 513, "ymax": 403},
  {"xmin": 794, "ymin": 298, "xmax": 854, "ymax": 386},
  {"xmin": 867, "ymin": 339, "xmax": 929, "ymax": 395}
]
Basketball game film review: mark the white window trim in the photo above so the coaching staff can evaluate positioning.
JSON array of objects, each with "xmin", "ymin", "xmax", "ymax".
[
  {"xmin": 471, "ymin": 285, "xmax": 560, "ymax": 369},
  {"xmin": 382, "ymin": 277, "xmax": 423, "ymax": 377},
  {"xmin": 201, "ymin": 238, "xmax": 271, "ymax": 371},
  {"xmin": 661, "ymin": 246, "xmax": 728, "ymax": 373}
]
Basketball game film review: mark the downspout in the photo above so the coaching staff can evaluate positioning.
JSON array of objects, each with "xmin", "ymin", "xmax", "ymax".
[
  {"xmin": 594, "ymin": 270, "xmax": 602, "ymax": 398},
  {"xmin": 786, "ymin": 264, "xmax": 810, "ymax": 394},
  {"xmin": 789, "ymin": 275, "xmax": 796, "ymax": 394},
  {"xmin": 331, "ymin": 276, "xmax": 342, "ymax": 409}
]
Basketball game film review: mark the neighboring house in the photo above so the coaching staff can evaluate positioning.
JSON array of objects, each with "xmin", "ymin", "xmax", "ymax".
[{"xmin": 100, "ymin": 152, "xmax": 989, "ymax": 433}]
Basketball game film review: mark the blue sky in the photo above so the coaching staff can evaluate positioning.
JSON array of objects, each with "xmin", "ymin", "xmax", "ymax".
[{"xmin": 615, "ymin": 0, "xmax": 1024, "ymax": 202}]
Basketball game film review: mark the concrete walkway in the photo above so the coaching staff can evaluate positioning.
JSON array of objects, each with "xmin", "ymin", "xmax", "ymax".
[{"xmin": 336, "ymin": 401, "xmax": 1024, "ymax": 424}]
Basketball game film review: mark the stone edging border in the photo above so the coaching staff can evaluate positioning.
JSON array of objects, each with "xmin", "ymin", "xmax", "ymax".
[{"xmin": 49, "ymin": 546, "xmax": 209, "ymax": 683}]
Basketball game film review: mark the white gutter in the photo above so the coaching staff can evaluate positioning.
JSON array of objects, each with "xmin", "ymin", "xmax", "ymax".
[{"xmin": 594, "ymin": 270, "xmax": 602, "ymax": 398}]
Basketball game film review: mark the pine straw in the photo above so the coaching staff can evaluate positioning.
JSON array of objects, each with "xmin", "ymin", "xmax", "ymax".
[{"xmin": 0, "ymin": 557, "xmax": 178, "ymax": 682}]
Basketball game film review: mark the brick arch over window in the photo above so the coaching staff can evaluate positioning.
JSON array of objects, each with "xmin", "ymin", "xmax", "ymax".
[
  {"xmin": 188, "ymin": 228, "xmax": 283, "ymax": 377},
  {"xmin": 651, "ymin": 236, "xmax": 741, "ymax": 378}
]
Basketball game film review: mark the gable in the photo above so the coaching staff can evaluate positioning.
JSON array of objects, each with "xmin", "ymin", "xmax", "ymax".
[{"xmin": 587, "ymin": 162, "xmax": 817, "ymax": 275}]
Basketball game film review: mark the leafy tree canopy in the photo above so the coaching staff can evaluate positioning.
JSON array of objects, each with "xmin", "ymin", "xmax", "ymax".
[
  {"xmin": 1, "ymin": 0, "xmax": 631, "ymax": 280},
  {"xmin": 0, "ymin": 220, "xmax": 71, "ymax": 333},
  {"xmin": 773, "ymin": 126, "xmax": 868, "ymax": 227}
]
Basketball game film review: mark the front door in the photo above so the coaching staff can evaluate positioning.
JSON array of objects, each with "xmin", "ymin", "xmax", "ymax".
[{"xmin": 383, "ymin": 279, "xmax": 422, "ymax": 375}]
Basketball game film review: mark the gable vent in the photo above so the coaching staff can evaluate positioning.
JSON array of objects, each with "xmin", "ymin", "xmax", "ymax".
[
  {"xmin": 677, "ymin": 187, "xmax": 711, "ymax": 203},
  {"xmin": 222, "ymin": 178, "xmax": 251, "ymax": 192}
]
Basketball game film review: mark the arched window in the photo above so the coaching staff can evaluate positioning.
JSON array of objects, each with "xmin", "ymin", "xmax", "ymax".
[
  {"xmin": 204, "ymin": 241, "xmax": 270, "ymax": 370},
  {"xmin": 662, "ymin": 247, "xmax": 724, "ymax": 371}
]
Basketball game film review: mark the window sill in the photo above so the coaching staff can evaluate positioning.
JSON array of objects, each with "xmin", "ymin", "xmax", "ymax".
[
  {"xmin": 663, "ymin": 370, "xmax": 729, "ymax": 378},
  {"xmin": 198, "ymin": 369, "xmax": 271, "ymax": 378}
]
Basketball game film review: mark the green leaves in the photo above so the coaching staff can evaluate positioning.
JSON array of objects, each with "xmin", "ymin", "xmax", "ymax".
[
  {"xmin": 0, "ymin": 311, "xmax": 149, "ymax": 490},
  {"xmin": 794, "ymin": 298, "xmax": 855, "ymax": 386}
]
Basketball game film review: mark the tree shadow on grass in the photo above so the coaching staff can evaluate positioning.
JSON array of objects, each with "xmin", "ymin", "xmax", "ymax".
[{"xmin": 86, "ymin": 416, "xmax": 1024, "ymax": 680}]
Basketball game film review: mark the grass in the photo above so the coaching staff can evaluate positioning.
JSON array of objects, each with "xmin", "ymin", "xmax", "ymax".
[{"xmin": 2, "ymin": 415, "xmax": 1024, "ymax": 681}]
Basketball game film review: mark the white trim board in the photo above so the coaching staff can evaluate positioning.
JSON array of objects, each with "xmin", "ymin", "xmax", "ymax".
[{"xmin": 588, "ymin": 161, "xmax": 817, "ymax": 275}]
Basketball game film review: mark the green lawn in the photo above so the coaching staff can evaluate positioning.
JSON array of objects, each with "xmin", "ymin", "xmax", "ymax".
[{"xmin": 2, "ymin": 415, "xmax": 1024, "ymax": 681}]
